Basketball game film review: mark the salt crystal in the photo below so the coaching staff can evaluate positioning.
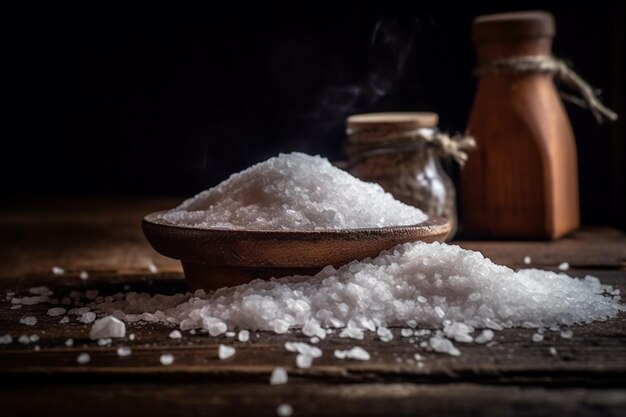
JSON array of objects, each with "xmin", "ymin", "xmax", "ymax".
[
  {"xmin": 309, "ymin": 336, "xmax": 320, "ymax": 344},
  {"xmin": 59, "ymin": 316, "xmax": 69, "ymax": 324},
  {"xmin": 347, "ymin": 346, "xmax": 370, "ymax": 361},
  {"xmin": 558, "ymin": 262, "xmax": 570, "ymax": 271},
  {"xmin": 0, "ymin": 334, "xmax": 12, "ymax": 344},
  {"xmin": 302, "ymin": 319, "xmax": 326, "ymax": 339},
  {"xmin": 401, "ymin": 329, "xmax": 413, "ymax": 337},
  {"xmin": 159, "ymin": 153, "xmax": 427, "ymax": 231},
  {"xmin": 429, "ymin": 336, "xmax": 461, "ymax": 356},
  {"xmin": 77, "ymin": 353, "xmax": 90, "ymax": 364},
  {"xmin": 29, "ymin": 334, "xmax": 39, "ymax": 342},
  {"xmin": 414, "ymin": 353, "xmax": 423, "ymax": 361},
  {"xmin": 276, "ymin": 404, "xmax": 293, "ymax": 417},
  {"xmin": 549, "ymin": 347, "xmax": 558, "ymax": 356},
  {"xmin": 218, "ymin": 344, "xmax": 236, "ymax": 360},
  {"xmin": 10, "ymin": 305, "xmax": 22, "ymax": 310},
  {"xmin": 52, "ymin": 266, "xmax": 65, "ymax": 275},
  {"xmin": 47, "ymin": 307, "xmax": 66, "ymax": 317},
  {"xmin": 237, "ymin": 330, "xmax": 250, "ymax": 342},
  {"xmin": 79, "ymin": 271, "xmax": 89, "ymax": 280},
  {"xmin": 474, "ymin": 329, "xmax": 494, "ymax": 344},
  {"xmin": 160, "ymin": 354, "xmax": 174, "ymax": 366},
  {"xmin": 285, "ymin": 342, "xmax": 322, "ymax": 358},
  {"xmin": 80, "ymin": 312, "xmax": 97, "ymax": 323},
  {"xmin": 443, "ymin": 321, "xmax": 474, "ymax": 343},
  {"xmin": 65, "ymin": 338, "xmax": 74, "ymax": 347},
  {"xmin": 90, "ymin": 316, "xmax": 126, "ymax": 340},
  {"xmin": 33, "ymin": 345, "xmax": 41, "ymax": 351},
  {"xmin": 97, "ymin": 338, "xmax": 112, "ymax": 346},
  {"xmin": 18, "ymin": 335, "xmax": 30, "ymax": 344},
  {"xmin": 269, "ymin": 367, "xmax": 288, "ymax": 385},
  {"xmin": 129, "ymin": 334, "xmax": 136, "ymax": 341},
  {"xmin": 203, "ymin": 317, "xmax": 227, "ymax": 336},
  {"xmin": 377, "ymin": 327, "xmax": 394, "ymax": 342},
  {"xmin": 30, "ymin": 286, "xmax": 52, "ymax": 296},
  {"xmin": 117, "ymin": 346, "xmax": 132, "ymax": 357},
  {"xmin": 148, "ymin": 262, "xmax": 158, "ymax": 274},
  {"xmin": 225, "ymin": 331, "xmax": 236, "ymax": 337},
  {"xmin": 296, "ymin": 353, "xmax": 313, "ymax": 368},
  {"xmin": 20, "ymin": 316, "xmax": 37, "ymax": 326},
  {"xmin": 169, "ymin": 330, "xmax": 182, "ymax": 339},
  {"xmin": 272, "ymin": 319, "xmax": 290, "ymax": 334},
  {"xmin": 532, "ymin": 333, "xmax": 544, "ymax": 343},
  {"xmin": 523, "ymin": 256, "xmax": 532, "ymax": 265},
  {"xmin": 560, "ymin": 329, "xmax": 574, "ymax": 339}
]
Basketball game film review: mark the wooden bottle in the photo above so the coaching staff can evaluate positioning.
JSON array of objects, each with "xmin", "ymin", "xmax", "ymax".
[{"xmin": 461, "ymin": 11, "xmax": 579, "ymax": 239}]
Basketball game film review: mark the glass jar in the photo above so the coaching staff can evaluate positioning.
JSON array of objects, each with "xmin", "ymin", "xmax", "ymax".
[{"xmin": 345, "ymin": 112, "xmax": 458, "ymax": 237}]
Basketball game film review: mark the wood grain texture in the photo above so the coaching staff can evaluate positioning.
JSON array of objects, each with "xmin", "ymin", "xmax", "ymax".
[{"xmin": 0, "ymin": 198, "xmax": 624, "ymax": 416}]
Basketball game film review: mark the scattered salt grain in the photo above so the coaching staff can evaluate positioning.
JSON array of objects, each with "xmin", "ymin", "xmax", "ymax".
[
  {"xmin": 18, "ymin": 335, "xmax": 30, "ymax": 344},
  {"xmin": 97, "ymin": 338, "xmax": 112, "ymax": 346},
  {"xmin": 79, "ymin": 271, "xmax": 89, "ymax": 280},
  {"xmin": 523, "ymin": 256, "xmax": 532, "ymax": 265},
  {"xmin": 90, "ymin": 316, "xmax": 126, "ymax": 340},
  {"xmin": 334, "ymin": 346, "xmax": 371, "ymax": 361},
  {"xmin": 29, "ymin": 286, "xmax": 52, "ymax": 296},
  {"xmin": 52, "ymin": 266, "xmax": 65, "ymax": 275},
  {"xmin": 558, "ymin": 262, "xmax": 570, "ymax": 271},
  {"xmin": 309, "ymin": 336, "xmax": 320, "ymax": 344},
  {"xmin": 59, "ymin": 316, "xmax": 69, "ymax": 324},
  {"xmin": 377, "ymin": 327, "xmax": 394, "ymax": 342},
  {"xmin": 33, "ymin": 345, "xmax": 41, "ymax": 351},
  {"xmin": 159, "ymin": 153, "xmax": 427, "ymax": 231},
  {"xmin": 129, "ymin": 334, "xmax": 136, "ymax": 341},
  {"xmin": 272, "ymin": 319, "xmax": 290, "ymax": 334},
  {"xmin": 47, "ymin": 307, "xmax": 66, "ymax": 317},
  {"xmin": 80, "ymin": 312, "xmax": 97, "ymax": 324},
  {"xmin": 218, "ymin": 344, "xmax": 236, "ymax": 360},
  {"xmin": 302, "ymin": 319, "xmax": 326, "ymax": 339},
  {"xmin": 443, "ymin": 321, "xmax": 474, "ymax": 343},
  {"xmin": 414, "ymin": 353, "xmax": 424, "ymax": 361},
  {"xmin": 147, "ymin": 262, "xmax": 158, "ymax": 274},
  {"xmin": 549, "ymin": 347, "xmax": 558, "ymax": 356},
  {"xmin": 20, "ymin": 316, "xmax": 37, "ymax": 326},
  {"xmin": 169, "ymin": 330, "xmax": 182, "ymax": 339},
  {"xmin": 401, "ymin": 329, "xmax": 414, "ymax": 337},
  {"xmin": 296, "ymin": 354, "xmax": 313, "ymax": 368},
  {"xmin": 429, "ymin": 336, "xmax": 461, "ymax": 356},
  {"xmin": 10, "ymin": 305, "xmax": 22, "ymax": 310},
  {"xmin": 237, "ymin": 330, "xmax": 250, "ymax": 342},
  {"xmin": 270, "ymin": 367, "xmax": 288, "ymax": 385},
  {"xmin": 29, "ymin": 334, "xmax": 39, "ymax": 342},
  {"xmin": 532, "ymin": 333, "xmax": 544, "ymax": 343},
  {"xmin": 225, "ymin": 331, "xmax": 236, "ymax": 337},
  {"xmin": 474, "ymin": 329, "xmax": 494, "ymax": 344},
  {"xmin": 285, "ymin": 342, "xmax": 322, "ymax": 358},
  {"xmin": 77, "ymin": 353, "xmax": 90, "ymax": 364},
  {"xmin": 560, "ymin": 329, "xmax": 574, "ymax": 339},
  {"xmin": 159, "ymin": 354, "xmax": 174, "ymax": 366},
  {"xmin": 0, "ymin": 334, "xmax": 12, "ymax": 344},
  {"xmin": 276, "ymin": 403, "xmax": 293, "ymax": 417},
  {"xmin": 117, "ymin": 346, "xmax": 132, "ymax": 357},
  {"xmin": 65, "ymin": 338, "xmax": 74, "ymax": 347}
]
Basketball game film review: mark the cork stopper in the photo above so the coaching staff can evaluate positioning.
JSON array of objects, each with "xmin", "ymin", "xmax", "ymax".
[
  {"xmin": 473, "ymin": 11, "xmax": 555, "ymax": 42},
  {"xmin": 347, "ymin": 112, "xmax": 438, "ymax": 143}
]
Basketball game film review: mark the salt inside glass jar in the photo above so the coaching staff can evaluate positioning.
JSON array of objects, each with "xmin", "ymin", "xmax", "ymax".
[{"xmin": 346, "ymin": 112, "xmax": 471, "ymax": 237}]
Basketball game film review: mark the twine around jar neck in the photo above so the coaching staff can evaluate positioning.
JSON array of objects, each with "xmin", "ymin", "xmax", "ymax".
[
  {"xmin": 346, "ymin": 128, "xmax": 476, "ymax": 168},
  {"xmin": 474, "ymin": 55, "xmax": 618, "ymax": 124}
]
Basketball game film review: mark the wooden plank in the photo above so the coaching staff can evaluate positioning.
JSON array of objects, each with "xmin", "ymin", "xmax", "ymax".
[{"xmin": 1, "ymin": 382, "xmax": 625, "ymax": 417}]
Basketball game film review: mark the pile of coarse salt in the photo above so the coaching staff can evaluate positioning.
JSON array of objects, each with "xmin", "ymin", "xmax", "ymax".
[
  {"xmin": 159, "ymin": 152, "xmax": 428, "ymax": 230},
  {"xmin": 91, "ymin": 241, "xmax": 623, "ymax": 356}
]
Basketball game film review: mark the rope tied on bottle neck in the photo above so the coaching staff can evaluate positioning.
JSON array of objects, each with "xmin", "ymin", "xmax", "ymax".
[
  {"xmin": 474, "ymin": 55, "xmax": 618, "ymax": 124},
  {"xmin": 345, "ymin": 128, "xmax": 476, "ymax": 168}
]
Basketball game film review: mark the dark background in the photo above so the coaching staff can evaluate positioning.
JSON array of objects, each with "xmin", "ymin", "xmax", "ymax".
[{"xmin": 10, "ymin": 3, "xmax": 625, "ymax": 229}]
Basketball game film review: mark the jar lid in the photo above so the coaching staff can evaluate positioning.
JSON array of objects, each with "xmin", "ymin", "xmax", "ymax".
[
  {"xmin": 473, "ymin": 11, "xmax": 555, "ymax": 42},
  {"xmin": 347, "ymin": 112, "xmax": 438, "ymax": 143}
]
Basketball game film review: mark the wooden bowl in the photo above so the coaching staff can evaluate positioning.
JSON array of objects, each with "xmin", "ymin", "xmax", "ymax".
[{"xmin": 142, "ymin": 211, "xmax": 451, "ymax": 290}]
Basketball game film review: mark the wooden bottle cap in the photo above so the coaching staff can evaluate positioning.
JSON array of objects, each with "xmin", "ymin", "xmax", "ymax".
[
  {"xmin": 347, "ymin": 112, "xmax": 438, "ymax": 143},
  {"xmin": 473, "ymin": 11, "xmax": 555, "ymax": 42}
]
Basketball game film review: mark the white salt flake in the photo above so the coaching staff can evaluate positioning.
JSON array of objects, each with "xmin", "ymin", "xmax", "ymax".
[
  {"xmin": 169, "ymin": 330, "xmax": 182, "ymax": 339},
  {"xmin": 302, "ymin": 319, "xmax": 326, "ymax": 339},
  {"xmin": 237, "ymin": 330, "xmax": 250, "ymax": 342},
  {"xmin": 523, "ymin": 256, "xmax": 532, "ymax": 265},
  {"xmin": 65, "ymin": 338, "xmax": 74, "ymax": 347},
  {"xmin": 79, "ymin": 270, "xmax": 89, "ymax": 280},
  {"xmin": 29, "ymin": 286, "xmax": 52, "ymax": 296},
  {"xmin": 272, "ymin": 319, "xmax": 290, "ymax": 334},
  {"xmin": 309, "ymin": 336, "xmax": 320, "ymax": 344},
  {"xmin": 218, "ymin": 344, "xmax": 236, "ymax": 360},
  {"xmin": 269, "ymin": 367, "xmax": 288, "ymax": 385},
  {"xmin": 97, "ymin": 338, "xmax": 112, "ymax": 346},
  {"xmin": 335, "ymin": 346, "xmax": 371, "ymax": 361},
  {"xmin": 549, "ymin": 347, "xmax": 558, "ymax": 356},
  {"xmin": 276, "ymin": 403, "xmax": 293, "ymax": 417},
  {"xmin": 558, "ymin": 262, "xmax": 570, "ymax": 271},
  {"xmin": 0, "ymin": 334, "xmax": 12, "ymax": 344},
  {"xmin": 59, "ymin": 316, "xmax": 70, "ymax": 324},
  {"xmin": 160, "ymin": 354, "xmax": 174, "ymax": 366},
  {"xmin": 90, "ymin": 316, "xmax": 126, "ymax": 340},
  {"xmin": 225, "ymin": 331, "xmax": 236, "ymax": 337},
  {"xmin": 560, "ymin": 329, "xmax": 574, "ymax": 339},
  {"xmin": 47, "ymin": 307, "xmax": 66, "ymax": 317},
  {"xmin": 147, "ymin": 261, "xmax": 158, "ymax": 274},
  {"xmin": 377, "ymin": 327, "xmax": 394, "ymax": 342},
  {"xmin": 33, "ymin": 345, "xmax": 41, "ymax": 351},
  {"xmin": 532, "ymin": 333, "xmax": 544, "ymax": 343},
  {"xmin": 80, "ymin": 312, "xmax": 97, "ymax": 324},
  {"xmin": 77, "ymin": 353, "xmax": 90, "ymax": 364},
  {"xmin": 474, "ymin": 329, "xmax": 494, "ymax": 344},
  {"xmin": 18, "ymin": 335, "xmax": 30, "ymax": 344},
  {"xmin": 296, "ymin": 353, "xmax": 313, "ymax": 368},
  {"xmin": 285, "ymin": 342, "xmax": 322, "ymax": 358},
  {"xmin": 117, "ymin": 346, "xmax": 132, "ymax": 357},
  {"xmin": 52, "ymin": 266, "xmax": 65, "ymax": 275},
  {"xmin": 429, "ymin": 336, "xmax": 461, "ymax": 357},
  {"xmin": 29, "ymin": 334, "xmax": 39, "ymax": 342},
  {"xmin": 129, "ymin": 334, "xmax": 136, "ymax": 341},
  {"xmin": 401, "ymin": 328, "xmax": 413, "ymax": 337},
  {"xmin": 20, "ymin": 316, "xmax": 37, "ymax": 326}
]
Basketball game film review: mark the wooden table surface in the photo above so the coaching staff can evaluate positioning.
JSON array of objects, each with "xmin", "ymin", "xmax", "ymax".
[{"xmin": 0, "ymin": 199, "xmax": 625, "ymax": 417}]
